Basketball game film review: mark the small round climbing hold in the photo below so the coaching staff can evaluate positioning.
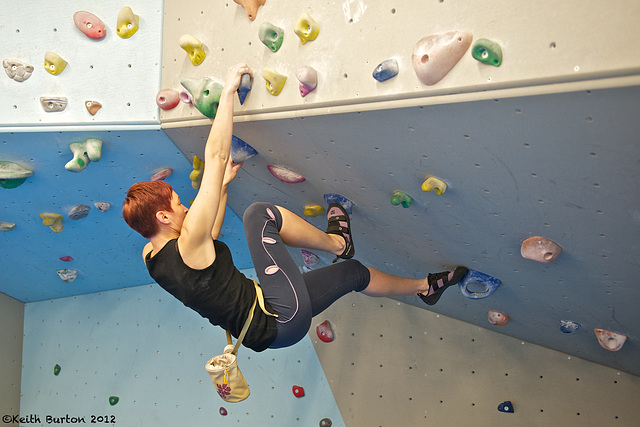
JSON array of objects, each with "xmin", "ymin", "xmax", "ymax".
[
  {"xmin": 292, "ymin": 385, "xmax": 305, "ymax": 398},
  {"xmin": 488, "ymin": 310, "xmax": 509, "ymax": 326},
  {"xmin": 319, "ymin": 418, "xmax": 333, "ymax": 427},
  {"xmin": 109, "ymin": 396, "xmax": 119, "ymax": 406},
  {"xmin": 219, "ymin": 407, "xmax": 228, "ymax": 416},
  {"xmin": 54, "ymin": 364, "xmax": 61, "ymax": 376}
]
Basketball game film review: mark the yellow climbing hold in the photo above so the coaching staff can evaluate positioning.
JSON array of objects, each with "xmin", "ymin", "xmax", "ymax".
[
  {"xmin": 179, "ymin": 34, "xmax": 206, "ymax": 66},
  {"xmin": 303, "ymin": 204, "xmax": 324, "ymax": 217},
  {"xmin": 294, "ymin": 13, "xmax": 319, "ymax": 45},
  {"xmin": 263, "ymin": 68, "xmax": 287, "ymax": 96},
  {"xmin": 40, "ymin": 212, "xmax": 63, "ymax": 233},
  {"xmin": 44, "ymin": 52, "xmax": 67, "ymax": 75},
  {"xmin": 116, "ymin": 6, "xmax": 139, "ymax": 39},
  {"xmin": 190, "ymin": 156, "xmax": 204, "ymax": 189},
  {"xmin": 421, "ymin": 177, "xmax": 447, "ymax": 195}
]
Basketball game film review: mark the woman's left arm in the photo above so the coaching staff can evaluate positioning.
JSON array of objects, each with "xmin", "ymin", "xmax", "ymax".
[{"xmin": 211, "ymin": 158, "xmax": 243, "ymax": 240}]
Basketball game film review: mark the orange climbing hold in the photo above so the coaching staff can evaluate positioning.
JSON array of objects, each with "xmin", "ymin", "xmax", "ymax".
[
  {"xmin": 488, "ymin": 310, "xmax": 509, "ymax": 326},
  {"xmin": 521, "ymin": 236, "xmax": 562, "ymax": 263},
  {"xmin": 234, "ymin": 0, "xmax": 265, "ymax": 21},
  {"xmin": 594, "ymin": 328, "xmax": 627, "ymax": 351}
]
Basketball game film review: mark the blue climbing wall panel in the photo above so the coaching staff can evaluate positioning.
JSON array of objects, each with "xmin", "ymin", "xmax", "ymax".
[{"xmin": 21, "ymin": 280, "xmax": 344, "ymax": 427}]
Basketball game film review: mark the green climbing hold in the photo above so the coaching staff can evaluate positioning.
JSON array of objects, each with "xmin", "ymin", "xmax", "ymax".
[
  {"xmin": 0, "ymin": 161, "xmax": 33, "ymax": 189},
  {"xmin": 109, "ymin": 396, "xmax": 119, "ymax": 406},
  {"xmin": 471, "ymin": 38, "xmax": 503, "ymax": 67},
  {"xmin": 54, "ymin": 364, "xmax": 61, "ymax": 376},
  {"xmin": 391, "ymin": 191, "xmax": 413, "ymax": 208},
  {"xmin": 181, "ymin": 77, "xmax": 223, "ymax": 118}
]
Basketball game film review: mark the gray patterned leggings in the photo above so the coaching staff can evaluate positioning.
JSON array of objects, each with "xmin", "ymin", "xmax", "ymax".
[{"xmin": 243, "ymin": 202, "xmax": 370, "ymax": 348}]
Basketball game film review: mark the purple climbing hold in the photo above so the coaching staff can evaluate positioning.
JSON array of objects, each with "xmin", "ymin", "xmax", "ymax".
[
  {"xmin": 59, "ymin": 256, "xmax": 74, "ymax": 262},
  {"xmin": 267, "ymin": 165, "xmax": 306, "ymax": 183}
]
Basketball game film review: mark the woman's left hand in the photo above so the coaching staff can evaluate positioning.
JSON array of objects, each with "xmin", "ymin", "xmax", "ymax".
[{"xmin": 222, "ymin": 157, "xmax": 243, "ymax": 187}]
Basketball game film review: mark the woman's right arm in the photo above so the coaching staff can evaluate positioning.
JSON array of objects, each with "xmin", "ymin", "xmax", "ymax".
[{"xmin": 177, "ymin": 64, "xmax": 252, "ymax": 268}]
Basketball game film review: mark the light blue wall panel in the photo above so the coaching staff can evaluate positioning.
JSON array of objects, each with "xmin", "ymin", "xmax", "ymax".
[
  {"xmin": 0, "ymin": 0, "xmax": 163, "ymax": 130},
  {"xmin": 21, "ymin": 282, "xmax": 344, "ymax": 427}
]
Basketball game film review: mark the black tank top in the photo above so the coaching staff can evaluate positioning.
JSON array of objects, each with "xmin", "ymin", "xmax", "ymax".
[{"xmin": 145, "ymin": 239, "xmax": 277, "ymax": 352}]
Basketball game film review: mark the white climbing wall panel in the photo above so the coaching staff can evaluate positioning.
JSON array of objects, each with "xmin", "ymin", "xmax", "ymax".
[
  {"xmin": 0, "ymin": 0, "xmax": 163, "ymax": 130},
  {"xmin": 20, "ymin": 282, "xmax": 345, "ymax": 427},
  {"xmin": 160, "ymin": 0, "xmax": 640, "ymax": 125},
  {"xmin": 0, "ymin": 292, "xmax": 24, "ymax": 427}
]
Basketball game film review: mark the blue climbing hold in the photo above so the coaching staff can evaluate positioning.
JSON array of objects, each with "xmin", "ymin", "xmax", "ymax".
[
  {"xmin": 237, "ymin": 73, "xmax": 252, "ymax": 105},
  {"xmin": 458, "ymin": 269, "xmax": 501, "ymax": 299},
  {"xmin": 498, "ymin": 401, "xmax": 514, "ymax": 413},
  {"xmin": 372, "ymin": 59, "xmax": 399, "ymax": 82},
  {"xmin": 231, "ymin": 136, "xmax": 258, "ymax": 163},
  {"xmin": 324, "ymin": 193, "xmax": 353, "ymax": 215},
  {"xmin": 559, "ymin": 320, "xmax": 581, "ymax": 334}
]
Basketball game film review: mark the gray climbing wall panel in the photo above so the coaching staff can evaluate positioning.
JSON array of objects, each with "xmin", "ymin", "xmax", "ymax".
[
  {"xmin": 0, "ymin": 293, "xmax": 24, "ymax": 427},
  {"xmin": 310, "ymin": 292, "xmax": 640, "ymax": 426},
  {"xmin": 165, "ymin": 85, "xmax": 640, "ymax": 377}
]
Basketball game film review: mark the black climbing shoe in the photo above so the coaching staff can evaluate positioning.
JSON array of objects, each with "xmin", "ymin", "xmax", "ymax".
[
  {"xmin": 326, "ymin": 203, "xmax": 355, "ymax": 263},
  {"xmin": 418, "ymin": 266, "xmax": 469, "ymax": 306}
]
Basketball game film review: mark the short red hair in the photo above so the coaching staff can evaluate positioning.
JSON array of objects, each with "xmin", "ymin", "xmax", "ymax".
[{"xmin": 122, "ymin": 181, "xmax": 174, "ymax": 238}]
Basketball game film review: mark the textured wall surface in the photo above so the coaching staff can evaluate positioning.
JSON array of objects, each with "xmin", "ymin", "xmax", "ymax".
[
  {"xmin": 20, "ymin": 281, "xmax": 344, "ymax": 427},
  {"xmin": 0, "ymin": 293, "xmax": 24, "ymax": 427}
]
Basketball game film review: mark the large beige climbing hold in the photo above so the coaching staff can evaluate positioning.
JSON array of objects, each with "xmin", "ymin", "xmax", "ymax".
[
  {"xmin": 40, "ymin": 212, "xmax": 63, "ymax": 233},
  {"xmin": 594, "ymin": 328, "xmax": 627, "ymax": 351},
  {"xmin": 0, "ymin": 221, "xmax": 16, "ymax": 231},
  {"xmin": 3, "ymin": 59, "xmax": 34, "ymax": 82},
  {"xmin": 65, "ymin": 138, "xmax": 103, "ymax": 172},
  {"xmin": 179, "ymin": 34, "xmax": 206, "ymax": 66},
  {"xmin": 40, "ymin": 97, "xmax": 68, "ymax": 112},
  {"xmin": 116, "ymin": 6, "xmax": 139, "ymax": 39},
  {"xmin": 411, "ymin": 30, "xmax": 472, "ymax": 85},
  {"xmin": 233, "ymin": 0, "xmax": 265, "ymax": 21},
  {"xmin": 521, "ymin": 236, "xmax": 562, "ymax": 263}
]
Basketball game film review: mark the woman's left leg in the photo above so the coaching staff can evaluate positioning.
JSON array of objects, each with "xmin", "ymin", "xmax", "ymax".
[{"xmin": 243, "ymin": 202, "xmax": 314, "ymax": 348}]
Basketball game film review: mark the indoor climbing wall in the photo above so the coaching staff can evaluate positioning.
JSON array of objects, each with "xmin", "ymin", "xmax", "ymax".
[
  {"xmin": 159, "ymin": 0, "xmax": 640, "ymax": 125},
  {"xmin": 20, "ymin": 278, "xmax": 344, "ymax": 427},
  {"xmin": 160, "ymin": 0, "xmax": 640, "ymax": 393},
  {"xmin": 0, "ymin": 1, "xmax": 163, "ymax": 130}
]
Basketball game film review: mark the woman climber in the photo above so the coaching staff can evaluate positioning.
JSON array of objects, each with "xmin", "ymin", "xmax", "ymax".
[{"xmin": 122, "ymin": 63, "xmax": 468, "ymax": 351}]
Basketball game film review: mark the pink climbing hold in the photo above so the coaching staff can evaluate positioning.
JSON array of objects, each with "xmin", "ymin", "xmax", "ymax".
[
  {"xmin": 150, "ymin": 168, "xmax": 173, "ymax": 181},
  {"xmin": 156, "ymin": 89, "xmax": 180, "ymax": 110},
  {"xmin": 59, "ymin": 256, "xmax": 74, "ymax": 262},
  {"xmin": 488, "ymin": 310, "xmax": 509, "ymax": 326},
  {"xmin": 521, "ymin": 236, "xmax": 562, "ymax": 263},
  {"xmin": 316, "ymin": 320, "xmax": 334, "ymax": 343},
  {"xmin": 73, "ymin": 11, "xmax": 106, "ymax": 39},
  {"xmin": 219, "ymin": 407, "xmax": 228, "ymax": 416},
  {"xmin": 301, "ymin": 249, "xmax": 320, "ymax": 267},
  {"xmin": 411, "ymin": 30, "xmax": 473, "ymax": 85},
  {"xmin": 267, "ymin": 165, "xmax": 306, "ymax": 183},
  {"xmin": 292, "ymin": 385, "xmax": 305, "ymax": 398}
]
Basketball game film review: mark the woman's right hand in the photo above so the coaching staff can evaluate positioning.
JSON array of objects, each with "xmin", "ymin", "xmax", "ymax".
[{"xmin": 224, "ymin": 63, "xmax": 253, "ymax": 95}]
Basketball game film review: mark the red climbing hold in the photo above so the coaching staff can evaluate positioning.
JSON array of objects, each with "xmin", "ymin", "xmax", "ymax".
[
  {"xmin": 292, "ymin": 385, "xmax": 305, "ymax": 398},
  {"xmin": 219, "ymin": 407, "xmax": 228, "ymax": 416},
  {"xmin": 316, "ymin": 320, "xmax": 334, "ymax": 343},
  {"xmin": 59, "ymin": 256, "xmax": 74, "ymax": 262}
]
